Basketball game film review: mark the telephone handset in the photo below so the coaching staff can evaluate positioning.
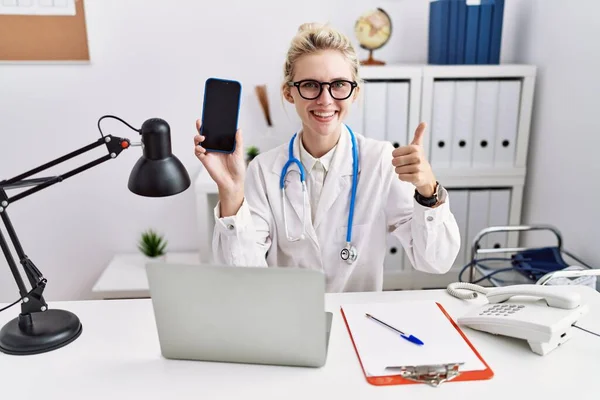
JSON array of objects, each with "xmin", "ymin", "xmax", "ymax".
[
  {"xmin": 486, "ymin": 285, "xmax": 581, "ymax": 308},
  {"xmin": 447, "ymin": 283, "xmax": 589, "ymax": 356}
]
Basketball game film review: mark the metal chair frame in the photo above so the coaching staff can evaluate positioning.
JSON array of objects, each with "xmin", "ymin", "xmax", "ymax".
[{"xmin": 468, "ymin": 224, "xmax": 595, "ymax": 286}]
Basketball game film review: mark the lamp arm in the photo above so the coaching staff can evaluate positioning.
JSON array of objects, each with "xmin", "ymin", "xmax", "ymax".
[
  {"xmin": 0, "ymin": 135, "xmax": 132, "ymax": 203},
  {"xmin": 0, "ymin": 131, "xmax": 133, "ymax": 317}
]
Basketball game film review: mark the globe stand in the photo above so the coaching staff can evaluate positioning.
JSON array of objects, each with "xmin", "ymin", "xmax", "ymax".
[{"xmin": 360, "ymin": 49, "xmax": 385, "ymax": 66}]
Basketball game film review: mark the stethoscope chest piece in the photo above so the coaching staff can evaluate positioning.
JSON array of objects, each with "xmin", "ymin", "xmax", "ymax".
[{"xmin": 340, "ymin": 243, "xmax": 358, "ymax": 264}]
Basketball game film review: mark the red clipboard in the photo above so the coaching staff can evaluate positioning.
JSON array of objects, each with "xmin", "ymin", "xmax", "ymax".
[{"xmin": 340, "ymin": 302, "xmax": 494, "ymax": 386}]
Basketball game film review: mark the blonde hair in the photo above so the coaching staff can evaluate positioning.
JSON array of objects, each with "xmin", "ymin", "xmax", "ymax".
[{"xmin": 281, "ymin": 22, "xmax": 362, "ymax": 101}]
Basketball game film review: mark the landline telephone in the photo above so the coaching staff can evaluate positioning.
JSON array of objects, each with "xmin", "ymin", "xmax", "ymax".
[{"xmin": 446, "ymin": 283, "xmax": 589, "ymax": 356}]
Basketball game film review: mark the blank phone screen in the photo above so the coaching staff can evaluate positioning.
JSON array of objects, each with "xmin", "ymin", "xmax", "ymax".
[{"xmin": 201, "ymin": 79, "xmax": 241, "ymax": 152}]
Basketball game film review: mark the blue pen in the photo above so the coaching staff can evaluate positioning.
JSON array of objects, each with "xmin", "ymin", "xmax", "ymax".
[{"xmin": 365, "ymin": 313, "xmax": 424, "ymax": 346}]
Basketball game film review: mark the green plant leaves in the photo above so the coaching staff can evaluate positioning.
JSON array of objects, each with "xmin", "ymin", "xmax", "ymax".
[{"xmin": 138, "ymin": 229, "xmax": 167, "ymax": 257}]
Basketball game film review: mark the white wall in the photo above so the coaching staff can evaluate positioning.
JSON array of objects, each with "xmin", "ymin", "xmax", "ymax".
[
  {"xmin": 0, "ymin": 0, "xmax": 536, "ymax": 302},
  {"xmin": 510, "ymin": 0, "xmax": 600, "ymax": 269}
]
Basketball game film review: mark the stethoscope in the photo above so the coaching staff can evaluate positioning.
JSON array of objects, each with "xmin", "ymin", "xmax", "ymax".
[{"xmin": 280, "ymin": 124, "xmax": 359, "ymax": 264}]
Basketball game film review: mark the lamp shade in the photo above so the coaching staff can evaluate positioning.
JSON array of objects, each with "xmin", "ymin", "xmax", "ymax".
[{"xmin": 128, "ymin": 118, "xmax": 191, "ymax": 197}]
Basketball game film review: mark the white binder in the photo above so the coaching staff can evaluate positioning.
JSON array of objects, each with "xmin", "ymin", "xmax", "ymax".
[
  {"xmin": 403, "ymin": 251, "xmax": 412, "ymax": 272},
  {"xmin": 466, "ymin": 190, "xmax": 490, "ymax": 254},
  {"xmin": 345, "ymin": 91, "xmax": 365, "ymax": 134},
  {"xmin": 494, "ymin": 80, "xmax": 521, "ymax": 167},
  {"xmin": 485, "ymin": 189, "xmax": 511, "ymax": 249},
  {"xmin": 451, "ymin": 81, "xmax": 476, "ymax": 168},
  {"xmin": 472, "ymin": 81, "xmax": 499, "ymax": 167},
  {"xmin": 363, "ymin": 82, "xmax": 387, "ymax": 141},
  {"xmin": 447, "ymin": 189, "xmax": 469, "ymax": 268},
  {"xmin": 430, "ymin": 80, "xmax": 455, "ymax": 168},
  {"xmin": 386, "ymin": 82, "xmax": 410, "ymax": 148},
  {"xmin": 384, "ymin": 234, "xmax": 405, "ymax": 271}
]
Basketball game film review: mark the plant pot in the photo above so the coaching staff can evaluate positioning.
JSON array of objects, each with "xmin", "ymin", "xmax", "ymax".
[{"xmin": 142, "ymin": 254, "xmax": 167, "ymax": 264}]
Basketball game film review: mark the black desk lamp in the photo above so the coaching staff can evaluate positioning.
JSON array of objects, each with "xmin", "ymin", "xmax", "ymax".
[{"xmin": 0, "ymin": 115, "xmax": 191, "ymax": 355}]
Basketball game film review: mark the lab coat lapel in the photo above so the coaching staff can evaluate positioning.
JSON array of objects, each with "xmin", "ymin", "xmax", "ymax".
[
  {"xmin": 271, "ymin": 137, "xmax": 319, "ymax": 246},
  {"xmin": 313, "ymin": 125, "xmax": 357, "ymax": 231}
]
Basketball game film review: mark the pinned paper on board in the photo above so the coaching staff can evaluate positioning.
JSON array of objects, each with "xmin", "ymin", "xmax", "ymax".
[
  {"xmin": 0, "ymin": 0, "xmax": 88, "ymax": 61},
  {"xmin": 0, "ymin": 0, "xmax": 76, "ymax": 16}
]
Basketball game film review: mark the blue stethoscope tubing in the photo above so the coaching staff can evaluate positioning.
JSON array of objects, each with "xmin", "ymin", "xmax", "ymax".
[{"xmin": 279, "ymin": 124, "xmax": 359, "ymax": 264}]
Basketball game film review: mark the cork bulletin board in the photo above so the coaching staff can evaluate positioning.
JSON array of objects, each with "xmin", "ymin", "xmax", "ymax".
[{"xmin": 0, "ymin": 0, "xmax": 89, "ymax": 62}]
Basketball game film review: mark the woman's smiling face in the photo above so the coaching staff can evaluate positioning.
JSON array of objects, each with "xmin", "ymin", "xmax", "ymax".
[{"xmin": 285, "ymin": 49, "xmax": 359, "ymax": 141}]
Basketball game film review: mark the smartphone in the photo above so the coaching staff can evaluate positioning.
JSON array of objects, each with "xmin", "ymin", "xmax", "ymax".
[{"xmin": 199, "ymin": 77, "xmax": 242, "ymax": 153}]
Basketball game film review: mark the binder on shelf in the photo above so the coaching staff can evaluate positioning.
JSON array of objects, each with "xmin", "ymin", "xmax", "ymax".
[
  {"xmin": 489, "ymin": 0, "xmax": 505, "ymax": 64},
  {"xmin": 430, "ymin": 80, "xmax": 455, "ymax": 168},
  {"xmin": 476, "ymin": 0, "xmax": 494, "ymax": 64},
  {"xmin": 451, "ymin": 80, "xmax": 476, "ymax": 168},
  {"xmin": 456, "ymin": 0, "xmax": 468, "ymax": 63},
  {"xmin": 363, "ymin": 82, "xmax": 387, "ymax": 141},
  {"xmin": 494, "ymin": 80, "xmax": 521, "ymax": 167},
  {"xmin": 486, "ymin": 189, "xmax": 511, "ymax": 249},
  {"xmin": 428, "ymin": 0, "xmax": 450, "ymax": 64},
  {"xmin": 464, "ymin": 1, "xmax": 480, "ymax": 64},
  {"xmin": 467, "ymin": 189, "xmax": 491, "ymax": 249},
  {"xmin": 385, "ymin": 82, "xmax": 410, "ymax": 148},
  {"xmin": 346, "ymin": 93, "xmax": 365, "ymax": 135},
  {"xmin": 402, "ymin": 251, "xmax": 412, "ymax": 272},
  {"xmin": 340, "ymin": 301, "xmax": 493, "ymax": 387},
  {"xmin": 447, "ymin": 189, "xmax": 469, "ymax": 267},
  {"xmin": 384, "ymin": 234, "xmax": 405, "ymax": 271},
  {"xmin": 472, "ymin": 80, "xmax": 499, "ymax": 167},
  {"xmin": 448, "ymin": 0, "xmax": 460, "ymax": 64}
]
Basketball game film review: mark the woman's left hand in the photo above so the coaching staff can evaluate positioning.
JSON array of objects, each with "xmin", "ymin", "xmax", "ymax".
[{"xmin": 391, "ymin": 122, "xmax": 437, "ymax": 197}]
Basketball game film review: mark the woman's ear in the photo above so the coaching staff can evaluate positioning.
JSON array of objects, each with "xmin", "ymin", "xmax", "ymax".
[
  {"xmin": 352, "ymin": 85, "xmax": 360, "ymax": 102},
  {"xmin": 283, "ymin": 88, "xmax": 295, "ymax": 104}
]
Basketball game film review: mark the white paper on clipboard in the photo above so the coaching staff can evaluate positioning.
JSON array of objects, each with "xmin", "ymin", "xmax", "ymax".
[{"xmin": 341, "ymin": 301, "xmax": 486, "ymax": 377}]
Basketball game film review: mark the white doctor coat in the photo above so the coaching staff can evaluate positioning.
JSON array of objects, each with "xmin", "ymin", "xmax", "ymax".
[{"xmin": 212, "ymin": 125, "xmax": 461, "ymax": 292}]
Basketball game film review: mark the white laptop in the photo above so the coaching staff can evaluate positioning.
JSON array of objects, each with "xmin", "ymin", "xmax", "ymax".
[{"xmin": 145, "ymin": 262, "xmax": 332, "ymax": 368}]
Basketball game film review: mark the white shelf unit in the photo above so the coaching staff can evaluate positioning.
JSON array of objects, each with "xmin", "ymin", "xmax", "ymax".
[
  {"xmin": 193, "ymin": 64, "xmax": 537, "ymax": 291},
  {"xmin": 362, "ymin": 64, "xmax": 536, "ymax": 290}
]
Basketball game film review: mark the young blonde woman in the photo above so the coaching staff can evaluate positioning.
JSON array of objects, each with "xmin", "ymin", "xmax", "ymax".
[{"xmin": 194, "ymin": 23, "xmax": 460, "ymax": 292}]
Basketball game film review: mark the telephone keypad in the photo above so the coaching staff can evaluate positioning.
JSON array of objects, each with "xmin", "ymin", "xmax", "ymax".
[{"xmin": 479, "ymin": 304, "xmax": 525, "ymax": 316}]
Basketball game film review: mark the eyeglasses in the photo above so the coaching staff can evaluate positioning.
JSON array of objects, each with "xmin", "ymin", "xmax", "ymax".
[{"xmin": 287, "ymin": 79, "xmax": 358, "ymax": 100}]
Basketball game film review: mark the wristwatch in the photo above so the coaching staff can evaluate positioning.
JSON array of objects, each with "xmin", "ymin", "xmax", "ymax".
[{"xmin": 414, "ymin": 181, "xmax": 440, "ymax": 207}]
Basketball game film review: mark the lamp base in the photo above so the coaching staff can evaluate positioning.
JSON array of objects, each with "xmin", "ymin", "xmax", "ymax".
[{"xmin": 0, "ymin": 309, "xmax": 82, "ymax": 355}]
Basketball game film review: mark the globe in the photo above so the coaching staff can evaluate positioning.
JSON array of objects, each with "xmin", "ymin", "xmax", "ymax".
[{"xmin": 354, "ymin": 8, "xmax": 392, "ymax": 65}]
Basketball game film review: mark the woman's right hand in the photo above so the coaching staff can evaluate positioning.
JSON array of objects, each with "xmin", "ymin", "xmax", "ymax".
[{"xmin": 194, "ymin": 119, "xmax": 246, "ymax": 216}]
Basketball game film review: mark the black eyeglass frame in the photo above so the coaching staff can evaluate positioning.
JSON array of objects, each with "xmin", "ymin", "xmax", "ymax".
[{"xmin": 287, "ymin": 79, "xmax": 358, "ymax": 100}]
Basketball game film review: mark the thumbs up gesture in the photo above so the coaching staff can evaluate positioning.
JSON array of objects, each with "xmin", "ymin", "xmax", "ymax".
[{"xmin": 391, "ymin": 122, "xmax": 437, "ymax": 197}]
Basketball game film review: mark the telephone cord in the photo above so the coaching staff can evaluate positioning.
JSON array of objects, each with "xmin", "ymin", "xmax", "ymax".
[
  {"xmin": 446, "ymin": 282, "xmax": 493, "ymax": 300},
  {"xmin": 573, "ymin": 324, "xmax": 600, "ymax": 338}
]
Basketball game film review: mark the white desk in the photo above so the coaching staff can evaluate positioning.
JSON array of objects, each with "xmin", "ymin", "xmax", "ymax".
[
  {"xmin": 1, "ymin": 286, "xmax": 598, "ymax": 399},
  {"xmin": 91, "ymin": 252, "xmax": 200, "ymax": 299}
]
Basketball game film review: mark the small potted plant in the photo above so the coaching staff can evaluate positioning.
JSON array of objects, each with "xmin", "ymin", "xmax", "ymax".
[
  {"xmin": 138, "ymin": 229, "xmax": 167, "ymax": 261},
  {"xmin": 245, "ymin": 146, "xmax": 260, "ymax": 165}
]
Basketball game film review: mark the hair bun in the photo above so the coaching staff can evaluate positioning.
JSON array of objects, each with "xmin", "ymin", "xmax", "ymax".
[{"xmin": 297, "ymin": 22, "xmax": 327, "ymax": 33}]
